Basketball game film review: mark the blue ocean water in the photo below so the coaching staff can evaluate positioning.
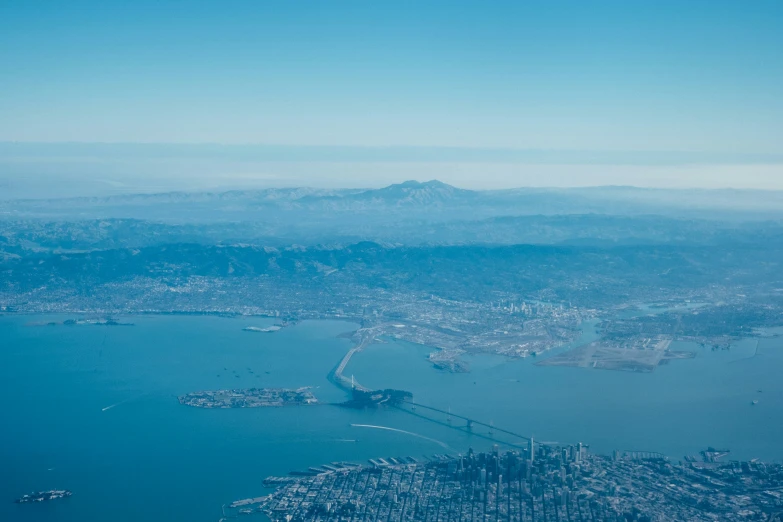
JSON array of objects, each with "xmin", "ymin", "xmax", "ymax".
[{"xmin": 1, "ymin": 314, "xmax": 781, "ymax": 522}]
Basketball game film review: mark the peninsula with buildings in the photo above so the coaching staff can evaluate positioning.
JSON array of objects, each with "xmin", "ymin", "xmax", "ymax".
[{"xmin": 221, "ymin": 444, "xmax": 783, "ymax": 521}]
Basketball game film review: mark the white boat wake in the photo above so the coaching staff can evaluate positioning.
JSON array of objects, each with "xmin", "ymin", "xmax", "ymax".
[
  {"xmin": 101, "ymin": 393, "xmax": 147, "ymax": 412},
  {"xmin": 350, "ymin": 424, "xmax": 450, "ymax": 449}
]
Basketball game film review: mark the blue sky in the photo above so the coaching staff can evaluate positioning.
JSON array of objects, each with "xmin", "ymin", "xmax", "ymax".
[{"xmin": 1, "ymin": 1, "xmax": 782, "ymax": 191}]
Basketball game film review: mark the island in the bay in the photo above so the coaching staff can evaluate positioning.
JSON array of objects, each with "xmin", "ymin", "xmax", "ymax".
[
  {"xmin": 339, "ymin": 388, "xmax": 412, "ymax": 409},
  {"xmin": 222, "ymin": 444, "xmax": 783, "ymax": 522},
  {"xmin": 178, "ymin": 387, "xmax": 317, "ymax": 408},
  {"xmin": 15, "ymin": 490, "xmax": 73, "ymax": 504}
]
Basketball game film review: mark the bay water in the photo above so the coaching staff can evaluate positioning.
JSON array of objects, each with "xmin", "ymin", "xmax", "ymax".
[{"xmin": 1, "ymin": 314, "xmax": 781, "ymax": 522}]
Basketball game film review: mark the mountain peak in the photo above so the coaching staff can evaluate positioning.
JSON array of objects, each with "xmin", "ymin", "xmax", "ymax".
[
  {"xmin": 343, "ymin": 180, "xmax": 472, "ymax": 206},
  {"xmin": 396, "ymin": 179, "xmax": 452, "ymax": 189}
]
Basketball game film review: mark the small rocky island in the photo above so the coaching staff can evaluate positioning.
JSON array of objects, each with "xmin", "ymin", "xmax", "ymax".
[
  {"xmin": 178, "ymin": 387, "xmax": 317, "ymax": 408},
  {"xmin": 15, "ymin": 490, "xmax": 73, "ymax": 503},
  {"xmin": 243, "ymin": 325, "xmax": 282, "ymax": 333}
]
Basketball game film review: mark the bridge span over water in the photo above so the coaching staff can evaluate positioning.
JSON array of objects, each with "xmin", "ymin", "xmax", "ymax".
[
  {"xmin": 395, "ymin": 399, "xmax": 537, "ymax": 445},
  {"xmin": 328, "ymin": 333, "xmax": 543, "ymax": 447}
]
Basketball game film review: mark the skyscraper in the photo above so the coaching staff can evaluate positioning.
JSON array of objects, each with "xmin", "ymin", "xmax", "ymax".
[{"xmin": 529, "ymin": 436, "xmax": 535, "ymax": 463}]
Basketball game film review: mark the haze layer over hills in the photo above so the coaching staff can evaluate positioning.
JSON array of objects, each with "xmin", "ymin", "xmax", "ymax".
[
  {"xmin": 2, "ymin": 181, "xmax": 783, "ymax": 251},
  {"xmin": 2, "ymin": 180, "xmax": 782, "ymax": 372}
]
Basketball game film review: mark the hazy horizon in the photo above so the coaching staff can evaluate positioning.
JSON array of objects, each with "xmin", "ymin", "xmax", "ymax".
[
  {"xmin": 3, "ymin": 1, "xmax": 782, "ymax": 198},
  {"xmin": 2, "ymin": 141, "xmax": 783, "ymax": 199}
]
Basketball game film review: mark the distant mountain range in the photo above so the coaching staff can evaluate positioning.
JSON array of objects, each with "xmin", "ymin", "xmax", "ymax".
[
  {"xmin": 4, "ymin": 180, "xmax": 783, "ymax": 219},
  {"xmin": 3, "ymin": 237, "xmax": 782, "ymax": 312}
]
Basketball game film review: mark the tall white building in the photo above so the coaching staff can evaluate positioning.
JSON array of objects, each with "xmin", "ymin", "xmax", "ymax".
[{"xmin": 529, "ymin": 436, "xmax": 535, "ymax": 462}]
